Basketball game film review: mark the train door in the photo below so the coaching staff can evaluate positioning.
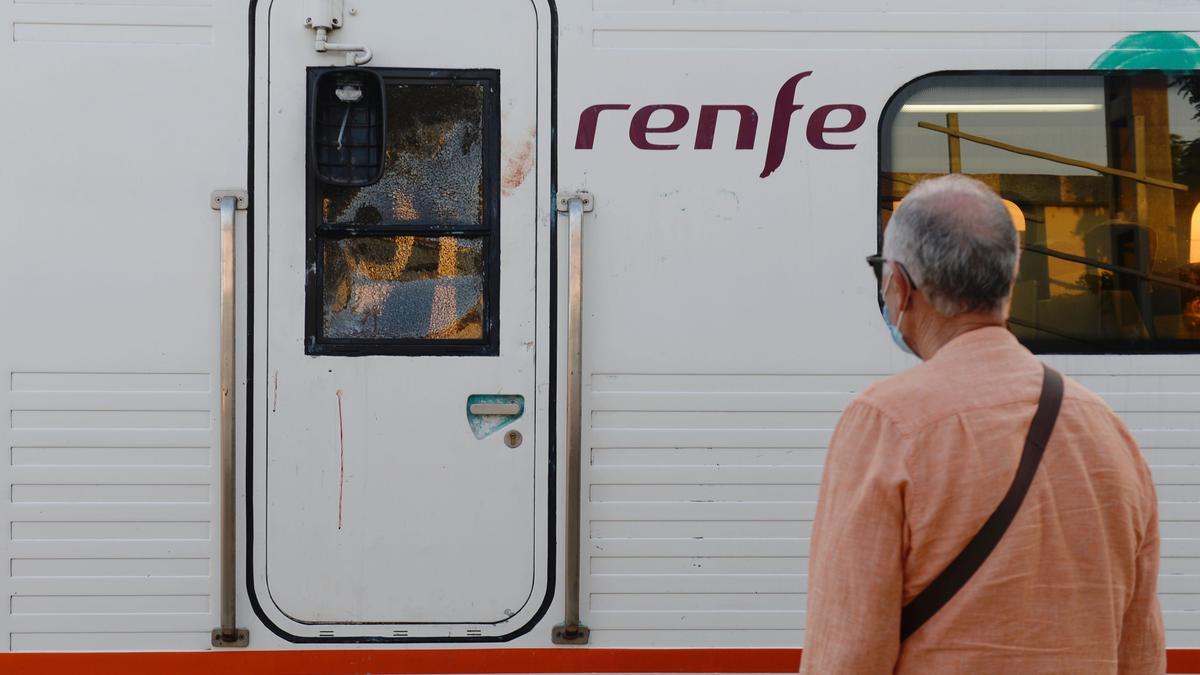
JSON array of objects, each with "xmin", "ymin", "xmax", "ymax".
[{"xmin": 249, "ymin": 0, "xmax": 554, "ymax": 640}]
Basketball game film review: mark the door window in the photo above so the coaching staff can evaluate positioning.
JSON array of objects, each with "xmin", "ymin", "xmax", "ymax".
[{"xmin": 307, "ymin": 69, "xmax": 500, "ymax": 355}]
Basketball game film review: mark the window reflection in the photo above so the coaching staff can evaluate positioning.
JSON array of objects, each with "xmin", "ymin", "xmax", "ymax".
[
  {"xmin": 322, "ymin": 83, "xmax": 485, "ymax": 228},
  {"xmin": 323, "ymin": 236, "xmax": 485, "ymax": 340},
  {"xmin": 305, "ymin": 71, "xmax": 499, "ymax": 355},
  {"xmin": 882, "ymin": 73, "xmax": 1200, "ymax": 349}
]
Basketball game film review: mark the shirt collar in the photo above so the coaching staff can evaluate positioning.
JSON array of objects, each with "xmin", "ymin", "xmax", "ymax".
[{"xmin": 929, "ymin": 325, "xmax": 1016, "ymax": 362}]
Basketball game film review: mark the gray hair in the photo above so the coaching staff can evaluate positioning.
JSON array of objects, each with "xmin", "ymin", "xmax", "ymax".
[{"xmin": 883, "ymin": 174, "xmax": 1019, "ymax": 317}]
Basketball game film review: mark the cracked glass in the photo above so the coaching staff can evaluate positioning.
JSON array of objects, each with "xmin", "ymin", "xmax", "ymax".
[
  {"xmin": 322, "ymin": 236, "xmax": 485, "ymax": 341},
  {"xmin": 322, "ymin": 83, "xmax": 485, "ymax": 228},
  {"xmin": 307, "ymin": 71, "xmax": 498, "ymax": 355}
]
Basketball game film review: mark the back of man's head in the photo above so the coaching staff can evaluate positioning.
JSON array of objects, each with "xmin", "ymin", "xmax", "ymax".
[{"xmin": 884, "ymin": 174, "xmax": 1020, "ymax": 317}]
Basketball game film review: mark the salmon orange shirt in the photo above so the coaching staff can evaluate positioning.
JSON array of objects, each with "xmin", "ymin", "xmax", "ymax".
[{"xmin": 800, "ymin": 327, "xmax": 1164, "ymax": 674}]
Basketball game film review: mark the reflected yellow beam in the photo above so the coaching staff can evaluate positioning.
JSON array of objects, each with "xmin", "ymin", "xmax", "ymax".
[
  {"xmin": 430, "ymin": 238, "xmax": 459, "ymax": 336},
  {"xmin": 1191, "ymin": 203, "xmax": 1200, "ymax": 263}
]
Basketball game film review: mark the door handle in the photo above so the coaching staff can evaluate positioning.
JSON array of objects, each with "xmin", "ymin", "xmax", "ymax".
[{"xmin": 468, "ymin": 402, "xmax": 522, "ymax": 416}]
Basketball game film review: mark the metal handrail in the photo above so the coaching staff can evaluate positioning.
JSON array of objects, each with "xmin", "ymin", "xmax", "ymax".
[
  {"xmin": 1021, "ymin": 243, "xmax": 1200, "ymax": 294},
  {"xmin": 552, "ymin": 191, "xmax": 593, "ymax": 645},
  {"xmin": 210, "ymin": 190, "xmax": 248, "ymax": 648},
  {"xmin": 917, "ymin": 121, "xmax": 1188, "ymax": 191}
]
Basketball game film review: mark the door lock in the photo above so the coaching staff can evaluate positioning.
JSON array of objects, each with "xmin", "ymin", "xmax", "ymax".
[{"xmin": 504, "ymin": 430, "xmax": 523, "ymax": 448}]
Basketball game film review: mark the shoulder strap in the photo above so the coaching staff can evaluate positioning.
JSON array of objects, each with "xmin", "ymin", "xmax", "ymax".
[{"xmin": 900, "ymin": 364, "xmax": 1064, "ymax": 642}]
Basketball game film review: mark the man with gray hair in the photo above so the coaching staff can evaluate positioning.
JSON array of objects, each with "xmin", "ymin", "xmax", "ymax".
[{"xmin": 799, "ymin": 175, "xmax": 1164, "ymax": 673}]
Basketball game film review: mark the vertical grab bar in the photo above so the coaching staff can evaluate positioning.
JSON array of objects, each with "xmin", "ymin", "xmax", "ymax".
[
  {"xmin": 210, "ymin": 190, "xmax": 248, "ymax": 648},
  {"xmin": 553, "ymin": 191, "xmax": 593, "ymax": 645}
]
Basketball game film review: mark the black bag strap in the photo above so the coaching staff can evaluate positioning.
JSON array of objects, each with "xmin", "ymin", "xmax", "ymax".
[{"xmin": 900, "ymin": 364, "xmax": 1064, "ymax": 641}]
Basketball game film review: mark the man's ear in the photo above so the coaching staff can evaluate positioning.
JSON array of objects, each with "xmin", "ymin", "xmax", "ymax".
[
  {"xmin": 1000, "ymin": 283, "xmax": 1016, "ymax": 321},
  {"xmin": 891, "ymin": 263, "xmax": 913, "ymax": 311}
]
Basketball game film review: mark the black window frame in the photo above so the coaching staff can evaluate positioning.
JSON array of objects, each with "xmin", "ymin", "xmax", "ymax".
[
  {"xmin": 305, "ymin": 67, "xmax": 502, "ymax": 357},
  {"xmin": 878, "ymin": 68, "xmax": 1200, "ymax": 355}
]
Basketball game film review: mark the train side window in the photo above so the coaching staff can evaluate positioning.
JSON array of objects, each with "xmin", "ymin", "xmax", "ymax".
[
  {"xmin": 306, "ymin": 68, "xmax": 500, "ymax": 356},
  {"xmin": 881, "ymin": 72, "xmax": 1200, "ymax": 353}
]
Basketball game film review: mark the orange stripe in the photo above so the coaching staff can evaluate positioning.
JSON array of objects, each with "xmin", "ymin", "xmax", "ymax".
[
  {"xmin": 0, "ymin": 648, "xmax": 797, "ymax": 674},
  {"xmin": 1170, "ymin": 648, "xmax": 1200, "ymax": 673},
  {"xmin": 0, "ymin": 648, "xmax": 1196, "ymax": 673}
]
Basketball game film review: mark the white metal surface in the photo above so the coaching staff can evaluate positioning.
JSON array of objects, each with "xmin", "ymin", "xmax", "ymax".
[
  {"xmin": 0, "ymin": 0, "xmax": 247, "ymax": 651},
  {"xmin": 558, "ymin": 1, "xmax": 1200, "ymax": 650}
]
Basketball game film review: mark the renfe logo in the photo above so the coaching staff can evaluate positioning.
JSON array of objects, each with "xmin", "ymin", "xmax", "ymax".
[{"xmin": 574, "ymin": 72, "xmax": 867, "ymax": 178}]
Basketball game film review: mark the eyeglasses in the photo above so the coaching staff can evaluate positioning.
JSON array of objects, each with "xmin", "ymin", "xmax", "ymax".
[{"xmin": 865, "ymin": 254, "xmax": 918, "ymax": 289}]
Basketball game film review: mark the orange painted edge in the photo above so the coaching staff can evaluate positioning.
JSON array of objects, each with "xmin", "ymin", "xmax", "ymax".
[
  {"xmin": 0, "ymin": 648, "xmax": 798, "ymax": 675},
  {"xmin": 0, "ymin": 648, "xmax": 1195, "ymax": 674},
  {"xmin": 1170, "ymin": 648, "xmax": 1200, "ymax": 673}
]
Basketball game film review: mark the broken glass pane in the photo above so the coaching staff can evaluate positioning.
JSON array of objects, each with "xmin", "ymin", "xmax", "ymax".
[
  {"xmin": 322, "ymin": 236, "xmax": 485, "ymax": 340},
  {"xmin": 322, "ymin": 83, "xmax": 485, "ymax": 228}
]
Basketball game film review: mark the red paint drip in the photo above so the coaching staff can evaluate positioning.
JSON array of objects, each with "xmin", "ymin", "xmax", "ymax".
[
  {"xmin": 336, "ymin": 389, "xmax": 345, "ymax": 530},
  {"xmin": 501, "ymin": 133, "xmax": 535, "ymax": 196}
]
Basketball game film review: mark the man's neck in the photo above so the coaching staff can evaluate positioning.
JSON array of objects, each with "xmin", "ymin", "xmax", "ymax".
[{"xmin": 910, "ymin": 312, "xmax": 1006, "ymax": 360}]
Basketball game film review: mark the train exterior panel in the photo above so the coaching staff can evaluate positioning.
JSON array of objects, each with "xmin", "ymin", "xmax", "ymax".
[{"xmin": 0, "ymin": 0, "xmax": 1197, "ymax": 670}]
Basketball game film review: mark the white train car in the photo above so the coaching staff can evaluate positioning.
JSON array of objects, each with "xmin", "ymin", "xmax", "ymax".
[{"xmin": 0, "ymin": 0, "xmax": 1198, "ymax": 671}]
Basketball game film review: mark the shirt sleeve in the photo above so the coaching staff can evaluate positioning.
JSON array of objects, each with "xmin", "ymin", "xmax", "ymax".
[
  {"xmin": 800, "ymin": 400, "xmax": 910, "ymax": 675},
  {"xmin": 1118, "ymin": 478, "xmax": 1165, "ymax": 674}
]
